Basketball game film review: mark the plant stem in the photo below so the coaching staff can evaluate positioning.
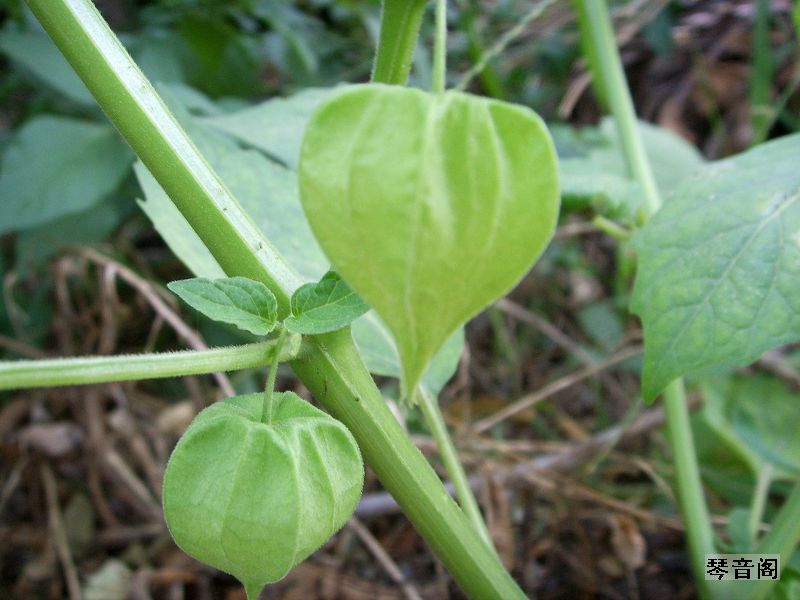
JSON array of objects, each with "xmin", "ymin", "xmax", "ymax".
[
  {"xmin": 573, "ymin": 0, "xmax": 660, "ymax": 221},
  {"xmin": 662, "ymin": 380, "xmax": 715, "ymax": 598},
  {"xmin": 725, "ymin": 481, "xmax": 800, "ymax": 600},
  {"xmin": 263, "ymin": 328, "xmax": 287, "ymax": 423},
  {"xmin": 749, "ymin": 0, "xmax": 773, "ymax": 146},
  {"xmin": 371, "ymin": 0, "xmax": 429, "ymax": 85},
  {"xmin": 0, "ymin": 340, "xmax": 299, "ymax": 390},
  {"xmin": 416, "ymin": 386, "xmax": 494, "ymax": 549},
  {"xmin": 592, "ymin": 215, "xmax": 632, "ymax": 241},
  {"xmin": 26, "ymin": 1, "xmax": 526, "ymax": 596},
  {"xmin": 573, "ymin": 2, "xmax": 716, "ymax": 597},
  {"xmin": 748, "ymin": 463, "xmax": 773, "ymax": 547},
  {"xmin": 432, "ymin": 0, "xmax": 447, "ymax": 94}
]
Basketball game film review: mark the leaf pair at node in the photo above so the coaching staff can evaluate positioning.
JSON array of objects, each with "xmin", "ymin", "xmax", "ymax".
[{"xmin": 167, "ymin": 270, "xmax": 368, "ymax": 338}]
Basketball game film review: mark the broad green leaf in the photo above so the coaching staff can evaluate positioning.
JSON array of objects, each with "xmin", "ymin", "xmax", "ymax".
[
  {"xmin": 168, "ymin": 277, "xmax": 278, "ymax": 336},
  {"xmin": 631, "ymin": 133, "xmax": 800, "ymax": 401},
  {"xmin": 299, "ymin": 84, "xmax": 560, "ymax": 395},
  {"xmin": 163, "ymin": 392, "xmax": 363, "ymax": 598},
  {"xmin": 0, "ymin": 29, "xmax": 94, "ymax": 106},
  {"xmin": 0, "ymin": 117, "xmax": 132, "ymax": 234},
  {"xmin": 203, "ymin": 87, "xmax": 333, "ymax": 168},
  {"xmin": 702, "ymin": 375, "xmax": 800, "ymax": 481},
  {"xmin": 284, "ymin": 271, "xmax": 369, "ymax": 335},
  {"xmin": 557, "ymin": 118, "xmax": 704, "ymax": 221}
]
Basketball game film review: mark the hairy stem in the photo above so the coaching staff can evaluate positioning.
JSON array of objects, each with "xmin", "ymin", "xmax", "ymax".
[
  {"xmin": 263, "ymin": 328, "xmax": 287, "ymax": 423},
  {"xmin": 0, "ymin": 340, "xmax": 299, "ymax": 390},
  {"xmin": 25, "ymin": 1, "xmax": 526, "ymax": 596}
]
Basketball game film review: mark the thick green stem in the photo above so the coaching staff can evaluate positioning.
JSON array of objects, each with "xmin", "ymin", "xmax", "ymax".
[
  {"xmin": 371, "ymin": 0, "xmax": 429, "ymax": 85},
  {"xmin": 25, "ymin": 0, "xmax": 526, "ymax": 596},
  {"xmin": 417, "ymin": 386, "xmax": 494, "ymax": 549},
  {"xmin": 574, "ymin": 2, "xmax": 716, "ymax": 597},
  {"xmin": 0, "ymin": 340, "xmax": 298, "ymax": 390}
]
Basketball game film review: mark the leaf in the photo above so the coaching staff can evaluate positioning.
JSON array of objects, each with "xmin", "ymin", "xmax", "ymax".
[
  {"xmin": 557, "ymin": 117, "xmax": 704, "ymax": 222},
  {"xmin": 168, "ymin": 277, "xmax": 278, "ymax": 336},
  {"xmin": 175, "ymin": 14, "xmax": 262, "ymax": 98},
  {"xmin": 163, "ymin": 392, "xmax": 363, "ymax": 595},
  {"xmin": 0, "ymin": 29, "xmax": 95, "ymax": 106},
  {"xmin": 284, "ymin": 271, "xmax": 369, "ymax": 335},
  {"xmin": 203, "ymin": 87, "xmax": 334, "ymax": 168},
  {"xmin": 299, "ymin": 84, "xmax": 560, "ymax": 395},
  {"xmin": 702, "ymin": 374, "xmax": 800, "ymax": 480},
  {"xmin": 631, "ymin": 133, "xmax": 800, "ymax": 400},
  {"xmin": 0, "ymin": 117, "xmax": 132, "ymax": 234}
]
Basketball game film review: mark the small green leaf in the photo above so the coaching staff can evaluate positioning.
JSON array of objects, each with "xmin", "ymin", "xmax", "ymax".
[
  {"xmin": 284, "ymin": 271, "xmax": 369, "ymax": 335},
  {"xmin": 0, "ymin": 117, "xmax": 132, "ymax": 234},
  {"xmin": 299, "ymin": 84, "xmax": 560, "ymax": 395},
  {"xmin": 631, "ymin": 133, "xmax": 800, "ymax": 401},
  {"xmin": 163, "ymin": 392, "xmax": 364, "ymax": 595},
  {"xmin": 168, "ymin": 277, "xmax": 278, "ymax": 336}
]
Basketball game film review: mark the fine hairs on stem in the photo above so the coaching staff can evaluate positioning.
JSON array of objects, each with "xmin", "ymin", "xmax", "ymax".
[{"xmin": 263, "ymin": 328, "xmax": 288, "ymax": 424}]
